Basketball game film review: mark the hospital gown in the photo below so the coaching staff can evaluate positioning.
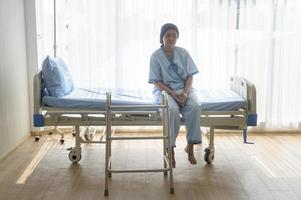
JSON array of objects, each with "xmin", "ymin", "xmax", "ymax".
[{"xmin": 148, "ymin": 46, "xmax": 202, "ymax": 147}]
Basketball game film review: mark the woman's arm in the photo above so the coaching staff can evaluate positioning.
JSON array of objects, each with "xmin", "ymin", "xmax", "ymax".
[
  {"xmin": 183, "ymin": 76, "xmax": 193, "ymax": 97},
  {"xmin": 154, "ymin": 81, "xmax": 178, "ymax": 96},
  {"xmin": 154, "ymin": 81, "xmax": 182, "ymax": 103}
]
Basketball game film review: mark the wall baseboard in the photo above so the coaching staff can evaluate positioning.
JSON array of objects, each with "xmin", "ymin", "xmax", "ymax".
[{"xmin": 0, "ymin": 133, "xmax": 30, "ymax": 163}]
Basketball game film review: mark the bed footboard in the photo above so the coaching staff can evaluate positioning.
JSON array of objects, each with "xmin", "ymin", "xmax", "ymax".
[{"xmin": 230, "ymin": 76, "xmax": 257, "ymax": 126}]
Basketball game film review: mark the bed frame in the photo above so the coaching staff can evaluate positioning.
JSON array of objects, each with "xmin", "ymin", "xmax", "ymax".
[
  {"xmin": 33, "ymin": 71, "xmax": 257, "ymax": 163},
  {"xmin": 33, "ymin": 71, "xmax": 257, "ymax": 195}
]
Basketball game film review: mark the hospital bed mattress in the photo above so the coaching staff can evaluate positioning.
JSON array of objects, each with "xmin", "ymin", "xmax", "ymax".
[{"xmin": 42, "ymin": 88, "xmax": 246, "ymax": 111}]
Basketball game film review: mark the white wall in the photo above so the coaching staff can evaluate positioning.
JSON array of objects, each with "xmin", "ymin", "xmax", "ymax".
[
  {"xmin": 24, "ymin": 0, "xmax": 39, "ymax": 131},
  {"xmin": 0, "ymin": 0, "xmax": 31, "ymax": 158}
]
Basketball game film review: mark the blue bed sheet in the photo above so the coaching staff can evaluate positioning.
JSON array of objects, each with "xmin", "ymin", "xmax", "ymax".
[{"xmin": 42, "ymin": 88, "xmax": 246, "ymax": 111}]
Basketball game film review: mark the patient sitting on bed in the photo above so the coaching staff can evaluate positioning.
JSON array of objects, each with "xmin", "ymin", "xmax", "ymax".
[{"xmin": 148, "ymin": 23, "xmax": 202, "ymax": 168}]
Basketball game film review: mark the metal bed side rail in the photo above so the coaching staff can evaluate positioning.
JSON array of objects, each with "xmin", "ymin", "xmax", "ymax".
[
  {"xmin": 41, "ymin": 109, "xmax": 249, "ymax": 127},
  {"xmin": 202, "ymin": 110, "xmax": 246, "ymax": 116},
  {"xmin": 200, "ymin": 116, "xmax": 247, "ymax": 127},
  {"xmin": 43, "ymin": 108, "xmax": 246, "ymax": 116},
  {"xmin": 43, "ymin": 108, "xmax": 159, "ymax": 115},
  {"xmin": 44, "ymin": 109, "xmax": 247, "ymax": 116},
  {"xmin": 41, "ymin": 113, "xmax": 248, "ymax": 128}
]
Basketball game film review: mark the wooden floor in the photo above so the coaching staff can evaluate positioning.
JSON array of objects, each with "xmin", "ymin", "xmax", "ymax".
[{"xmin": 1, "ymin": 132, "xmax": 301, "ymax": 200}]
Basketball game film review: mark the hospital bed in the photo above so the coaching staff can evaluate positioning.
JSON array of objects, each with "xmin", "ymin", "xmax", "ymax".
[
  {"xmin": 33, "ymin": 71, "xmax": 257, "ymax": 194},
  {"xmin": 33, "ymin": 70, "xmax": 257, "ymax": 164}
]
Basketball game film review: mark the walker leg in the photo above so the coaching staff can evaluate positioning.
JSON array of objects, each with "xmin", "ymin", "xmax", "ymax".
[{"xmin": 104, "ymin": 127, "xmax": 110, "ymax": 196}]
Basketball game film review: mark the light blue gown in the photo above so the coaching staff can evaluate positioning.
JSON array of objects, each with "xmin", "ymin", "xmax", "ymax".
[{"xmin": 148, "ymin": 46, "xmax": 202, "ymax": 147}]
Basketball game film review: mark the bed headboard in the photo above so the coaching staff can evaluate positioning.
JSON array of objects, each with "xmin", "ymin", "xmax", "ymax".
[
  {"xmin": 230, "ymin": 76, "xmax": 257, "ymax": 114},
  {"xmin": 33, "ymin": 70, "xmax": 43, "ymax": 114}
]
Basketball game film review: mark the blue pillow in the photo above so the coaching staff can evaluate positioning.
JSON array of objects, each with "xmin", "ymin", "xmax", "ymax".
[{"xmin": 42, "ymin": 56, "xmax": 74, "ymax": 97}]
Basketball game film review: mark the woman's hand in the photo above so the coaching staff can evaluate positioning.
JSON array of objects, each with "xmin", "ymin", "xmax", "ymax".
[
  {"xmin": 170, "ymin": 91, "xmax": 180, "ymax": 101},
  {"xmin": 154, "ymin": 81, "xmax": 188, "ymax": 106},
  {"xmin": 170, "ymin": 91, "xmax": 182, "ymax": 105},
  {"xmin": 176, "ymin": 92, "xmax": 188, "ymax": 106},
  {"xmin": 171, "ymin": 91, "xmax": 188, "ymax": 106}
]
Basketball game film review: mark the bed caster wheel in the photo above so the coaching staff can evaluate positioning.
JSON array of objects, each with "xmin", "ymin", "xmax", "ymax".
[
  {"xmin": 72, "ymin": 133, "xmax": 75, "ymax": 137},
  {"xmin": 60, "ymin": 139, "xmax": 65, "ymax": 144},
  {"xmin": 204, "ymin": 147, "xmax": 215, "ymax": 164},
  {"xmin": 164, "ymin": 172, "xmax": 168, "ymax": 176},
  {"xmin": 170, "ymin": 187, "xmax": 175, "ymax": 194},
  {"xmin": 104, "ymin": 189, "xmax": 109, "ymax": 196},
  {"xmin": 34, "ymin": 137, "xmax": 40, "ymax": 142},
  {"xmin": 68, "ymin": 151, "xmax": 81, "ymax": 163}
]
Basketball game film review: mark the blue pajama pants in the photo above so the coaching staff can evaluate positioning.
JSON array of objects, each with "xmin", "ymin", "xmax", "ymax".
[{"xmin": 154, "ymin": 89, "xmax": 202, "ymax": 147}]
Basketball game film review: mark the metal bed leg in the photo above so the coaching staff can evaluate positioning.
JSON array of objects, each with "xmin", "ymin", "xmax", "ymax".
[
  {"xmin": 55, "ymin": 126, "xmax": 65, "ymax": 144},
  {"xmin": 243, "ymin": 128, "xmax": 254, "ymax": 144},
  {"xmin": 34, "ymin": 126, "xmax": 64, "ymax": 144},
  {"xmin": 72, "ymin": 126, "xmax": 76, "ymax": 137},
  {"xmin": 204, "ymin": 126, "xmax": 215, "ymax": 164},
  {"xmin": 67, "ymin": 126, "xmax": 82, "ymax": 163}
]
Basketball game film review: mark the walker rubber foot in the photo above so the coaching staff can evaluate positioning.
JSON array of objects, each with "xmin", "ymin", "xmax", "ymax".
[{"xmin": 104, "ymin": 189, "xmax": 109, "ymax": 196}]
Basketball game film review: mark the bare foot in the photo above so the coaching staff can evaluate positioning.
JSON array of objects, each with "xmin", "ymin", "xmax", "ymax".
[{"xmin": 185, "ymin": 144, "xmax": 197, "ymax": 165}]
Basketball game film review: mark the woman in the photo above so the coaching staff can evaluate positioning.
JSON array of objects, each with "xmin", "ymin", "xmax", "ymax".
[{"xmin": 148, "ymin": 23, "xmax": 202, "ymax": 168}]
